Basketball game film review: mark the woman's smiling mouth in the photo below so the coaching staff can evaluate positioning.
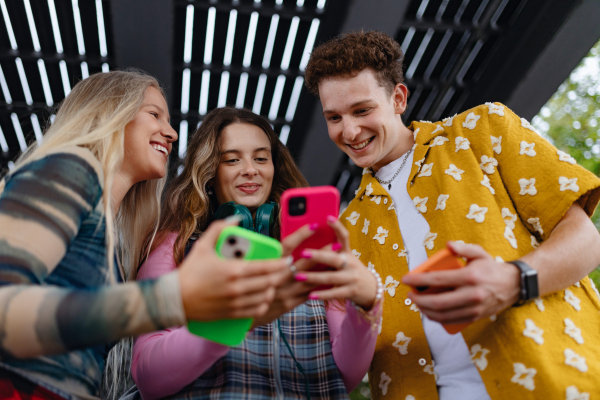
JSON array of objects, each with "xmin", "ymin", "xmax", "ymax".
[{"xmin": 237, "ymin": 183, "xmax": 261, "ymax": 194}]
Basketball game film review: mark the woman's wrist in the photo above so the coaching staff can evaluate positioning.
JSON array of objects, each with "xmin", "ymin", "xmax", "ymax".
[{"xmin": 353, "ymin": 267, "xmax": 383, "ymax": 311}]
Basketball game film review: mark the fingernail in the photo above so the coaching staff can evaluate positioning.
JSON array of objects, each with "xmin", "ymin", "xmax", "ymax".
[
  {"xmin": 301, "ymin": 250, "xmax": 312, "ymax": 259},
  {"xmin": 327, "ymin": 215, "xmax": 337, "ymax": 223},
  {"xmin": 308, "ymin": 293, "xmax": 319, "ymax": 300},
  {"xmin": 224, "ymin": 215, "xmax": 241, "ymax": 223},
  {"xmin": 309, "ymin": 223, "xmax": 319, "ymax": 231},
  {"xmin": 295, "ymin": 273, "xmax": 307, "ymax": 282},
  {"xmin": 331, "ymin": 242, "xmax": 342, "ymax": 251},
  {"xmin": 285, "ymin": 255, "xmax": 294, "ymax": 267}
]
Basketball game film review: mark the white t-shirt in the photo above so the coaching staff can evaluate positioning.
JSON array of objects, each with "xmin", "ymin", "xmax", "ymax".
[{"xmin": 375, "ymin": 151, "xmax": 491, "ymax": 400}]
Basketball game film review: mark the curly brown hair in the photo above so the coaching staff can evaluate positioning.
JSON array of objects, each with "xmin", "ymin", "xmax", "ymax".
[{"xmin": 304, "ymin": 30, "xmax": 406, "ymax": 98}]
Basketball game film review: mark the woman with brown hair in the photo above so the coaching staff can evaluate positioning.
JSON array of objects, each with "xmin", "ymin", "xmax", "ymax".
[{"xmin": 131, "ymin": 107, "xmax": 382, "ymax": 399}]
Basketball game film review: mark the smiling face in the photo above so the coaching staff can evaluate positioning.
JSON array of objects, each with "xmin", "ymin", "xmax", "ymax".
[
  {"xmin": 319, "ymin": 68, "xmax": 412, "ymax": 172},
  {"xmin": 121, "ymin": 86, "xmax": 177, "ymax": 183},
  {"xmin": 213, "ymin": 122, "xmax": 274, "ymax": 213}
]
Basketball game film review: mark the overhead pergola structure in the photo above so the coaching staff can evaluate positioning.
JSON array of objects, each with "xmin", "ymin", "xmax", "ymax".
[
  {"xmin": 1, "ymin": 1, "xmax": 600, "ymax": 208},
  {"xmin": 0, "ymin": 0, "xmax": 111, "ymax": 170}
]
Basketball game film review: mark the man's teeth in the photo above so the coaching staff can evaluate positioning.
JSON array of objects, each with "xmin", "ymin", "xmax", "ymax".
[
  {"xmin": 152, "ymin": 144, "xmax": 168, "ymax": 155},
  {"xmin": 350, "ymin": 138, "xmax": 372, "ymax": 150}
]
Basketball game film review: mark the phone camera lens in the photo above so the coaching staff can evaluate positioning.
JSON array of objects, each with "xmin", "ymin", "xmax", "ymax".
[
  {"xmin": 289, "ymin": 196, "xmax": 306, "ymax": 216},
  {"xmin": 234, "ymin": 250, "xmax": 243, "ymax": 258},
  {"xmin": 228, "ymin": 237, "xmax": 236, "ymax": 245}
]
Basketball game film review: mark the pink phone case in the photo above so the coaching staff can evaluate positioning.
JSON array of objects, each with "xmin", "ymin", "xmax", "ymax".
[{"xmin": 281, "ymin": 186, "xmax": 341, "ymax": 279}]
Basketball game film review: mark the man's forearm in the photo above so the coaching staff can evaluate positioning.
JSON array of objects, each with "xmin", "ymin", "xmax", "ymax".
[{"xmin": 520, "ymin": 203, "xmax": 600, "ymax": 297}]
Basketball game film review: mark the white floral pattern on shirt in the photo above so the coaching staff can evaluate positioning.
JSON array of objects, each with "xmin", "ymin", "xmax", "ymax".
[
  {"xmin": 346, "ymin": 211, "xmax": 360, "ymax": 226},
  {"xmin": 558, "ymin": 149, "xmax": 577, "ymax": 165},
  {"xmin": 480, "ymin": 155, "xmax": 498, "ymax": 174},
  {"xmin": 470, "ymin": 344, "xmax": 490, "ymax": 371},
  {"xmin": 519, "ymin": 178, "xmax": 537, "ymax": 196},
  {"xmin": 501, "ymin": 208, "xmax": 517, "ymax": 229},
  {"xmin": 373, "ymin": 226, "xmax": 389, "ymax": 244},
  {"xmin": 431, "ymin": 136, "xmax": 449, "ymax": 147},
  {"xmin": 384, "ymin": 275, "xmax": 399, "ymax": 297},
  {"xmin": 442, "ymin": 114, "xmax": 456, "ymax": 127},
  {"xmin": 559, "ymin": 177, "xmax": 579, "ymax": 192},
  {"xmin": 481, "ymin": 175, "xmax": 495, "ymax": 194},
  {"xmin": 413, "ymin": 196, "xmax": 428, "ymax": 213},
  {"xmin": 352, "ymin": 249, "xmax": 361, "ymax": 259},
  {"xmin": 418, "ymin": 163, "xmax": 433, "ymax": 177},
  {"xmin": 455, "ymin": 137, "xmax": 470, "ymax": 153},
  {"xmin": 527, "ymin": 217, "xmax": 543, "ymax": 235},
  {"xmin": 398, "ymin": 249, "xmax": 407, "ymax": 258},
  {"xmin": 565, "ymin": 289, "xmax": 581, "ymax": 311},
  {"xmin": 564, "ymin": 348, "xmax": 588, "ymax": 372},
  {"xmin": 486, "ymin": 102, "xmax": 505, "ymax": 116},
  {"xmin": 431, "ymin": 125, "xmax": 443, "ymax": 135},
  {"xmin": 365, "ymin": 182, "xmax": 373, "ymax": 195},
  {"xmin": 490, "ymin": 135, "xmax": 502, "ymax": 154},
  {"xmin": 362, "ymin": 219, "xmax": 370, "ymax": 235},
  {"xmin": 523, "ymin": 319, "xmax": 544, "ymax": 345},
  {"xmin": 436, "ymin": 194, "xmax": 449, "ymax": 210},
  {"xmin": 423, "ymin": 231, "xmax": 437, "ymax": 250},
  {"xmin": 511, "ymin": 363, "xmax": 536, "ymax": 391},
  {"xmin": 534, "ymin": 298, "xmax": 545, "ymax": 312},
  {"xmin": 466, "ymin": 204, "xmax": 488, "ymax": 223},
  {"xmin": 462, "ymin": 112, "xmax": 480, "ymax": 130},
  {"xmin": 379, "ymin": 372, "xmax": 391, "ymax": 395},
  {"xmin": 521, "ymin": 117, "xmax": 537, "ymax": 133},
  {"xmin": 370, "ymin": 195, "xmax": 382, "ymax": 205},
  {"xmin": 392, "ymin": 331, "xmax": 412, "ymax": 355},
  {"xmin": 564, "ymin": 318, "xmax": 584, "ymax": 344},
  {"xmin": 566, "ymin": 386, "xmax": 590, "ymax": 400},
  {"xmin": 445, "ymin": 164, "xmax": 464, "ymax": 181},
  {"xmin": 504, "ymin": 226, "xmax": 518, "ymax": 249},
  {"xmin": 530, "ymin": 236, "xmax": 540, "ymax": 249},
  {"xmin": 519, "ymin": 141, "xmax": 536, "ymax": 157}
]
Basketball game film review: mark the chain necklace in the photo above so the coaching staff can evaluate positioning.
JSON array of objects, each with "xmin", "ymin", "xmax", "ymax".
[{"xmin": 374, "ymin": 148, "xmax": 413, "ymax": 190}]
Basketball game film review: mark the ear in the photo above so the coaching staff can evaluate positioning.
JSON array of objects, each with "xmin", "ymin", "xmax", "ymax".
[{"xmin": 392, "ymin": 84, "xmax": 408, "ymax": 115}]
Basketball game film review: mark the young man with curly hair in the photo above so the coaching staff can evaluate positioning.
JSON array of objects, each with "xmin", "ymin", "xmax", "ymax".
[{"xmin": 303, "ymin": 31, "xmax": 600, "ymax": 399}]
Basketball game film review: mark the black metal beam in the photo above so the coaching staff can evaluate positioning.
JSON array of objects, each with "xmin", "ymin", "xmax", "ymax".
[
  {"xmin": 506, "ymin": 0, "xmax": 600, "ymax": 119},
  {"xmin": 110, "ymin": 0, "xmax": 175, "ymax": 105},
  {"xmin": 296, "ymin": 0, "xmax": 411, "ymax": 186}
]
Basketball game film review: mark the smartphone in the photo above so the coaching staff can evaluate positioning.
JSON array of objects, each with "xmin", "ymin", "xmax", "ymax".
[
  {"xmin": 187, "ymin": 226, "xmax": 283, "ymax": 346},
  {"xmin": 406, "ymin": 248, "xmax": 469, "ymax": 334},
  {"xmin": 281, "ymin": 186, "xmax": 340, "ymax": 289}
]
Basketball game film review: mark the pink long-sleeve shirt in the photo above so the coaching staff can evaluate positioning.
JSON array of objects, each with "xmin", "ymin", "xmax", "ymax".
[{"xmin": 132, "ymin": 232, "xmax": 378, "ymax": 400}]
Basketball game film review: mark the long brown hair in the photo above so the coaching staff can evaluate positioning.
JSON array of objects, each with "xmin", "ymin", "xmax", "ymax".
[{"xmin": 145, "ymin": 107, "xmax": 308, "ymax": 266}]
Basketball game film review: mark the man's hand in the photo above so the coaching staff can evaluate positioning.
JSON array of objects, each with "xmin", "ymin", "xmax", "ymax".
[{"xmin": 402, "ymin": 241, "xmax": 521, "ymax": 325}]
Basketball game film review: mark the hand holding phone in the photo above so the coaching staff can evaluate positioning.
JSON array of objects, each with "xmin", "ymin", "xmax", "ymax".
[
  {"xmin": 280, "ymin": 186, "xmax": 340, "ymax": 289},
  {"xmin": 187, "ymin": 226, "xmax": 282, "ymax": 346},
  {"xmin": 406, "ymin": 248, "xmax": 469, "ymax": 334}
]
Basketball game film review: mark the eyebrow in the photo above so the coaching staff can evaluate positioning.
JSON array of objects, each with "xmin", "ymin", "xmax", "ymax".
[
  {"xmin": 322, "ymin": 99, "xmax": 375, "ymax": 115},
  {"xmin": 143, "ymin": 103, "xmax": 171, "ymax": 122},
  {"xmin": 221, "ymin": 147, "xmax": 272, "ymax": 155}
]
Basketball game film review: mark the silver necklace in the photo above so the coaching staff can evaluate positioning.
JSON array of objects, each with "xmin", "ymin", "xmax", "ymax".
[{"xmin": 374, "ymin": 148, "xmax": 413, "ymax": 190}]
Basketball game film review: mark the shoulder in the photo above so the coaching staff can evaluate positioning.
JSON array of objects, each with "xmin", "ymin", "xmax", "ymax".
[{"xmin": 138, "ymin": 232, "xmax": 179, "ymax": 280}]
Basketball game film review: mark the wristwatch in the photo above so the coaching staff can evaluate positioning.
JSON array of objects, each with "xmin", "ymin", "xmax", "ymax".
[{"xmin": 508, "ymin": 260, "xmax": 539, "ymax": 306}]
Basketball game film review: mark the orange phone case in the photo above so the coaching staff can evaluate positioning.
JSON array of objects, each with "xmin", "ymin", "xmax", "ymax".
[{"xmin": 407, "ymin": 248, "xmax": 469, "ymax": 334}]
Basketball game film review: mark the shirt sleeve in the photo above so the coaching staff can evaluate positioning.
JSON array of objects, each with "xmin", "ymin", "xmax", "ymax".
[
  {"xmin": 0, "ymin": 149, "xmax": 185, "ymax": 359},
  {"xmin": 327, "ymin": 299, "xmax": 378, "ymax": 392},
  {"xmin": 132, "ymin": 234, "xmax": 230, "ymax": 400},
  {"xmin": 482, "ymin": 104, "xmax": 600, "ymax": 240}
]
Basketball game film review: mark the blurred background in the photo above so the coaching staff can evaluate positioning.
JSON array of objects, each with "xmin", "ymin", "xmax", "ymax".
[{"xmin": 0, "ymin": 1, "xmax": 599, "ymax": 398}]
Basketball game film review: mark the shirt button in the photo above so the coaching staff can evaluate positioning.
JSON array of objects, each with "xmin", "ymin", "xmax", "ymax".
[
  {"xmin": 405, "ymin": 299, "xmax": 412, "ymax": 306},
  {"xmin": 419, "ymin": 358, "xmax": 427, "ymax": 366}
]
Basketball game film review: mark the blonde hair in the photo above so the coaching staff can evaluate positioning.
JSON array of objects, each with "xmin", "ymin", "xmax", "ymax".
[
  {"xmin": 0, "ymin": 70, "xmax": 168, "ymax": 399},
  {"xmin": 1, "ymin": 69, "xmax": 166, "ymax": 282}
]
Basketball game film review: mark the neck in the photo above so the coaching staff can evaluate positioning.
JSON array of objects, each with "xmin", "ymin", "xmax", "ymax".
[
  {"xmin": 111, "ymin": 171, "xmax": 137, "ymax": 215},
  {"xmin": 371, "ymin": 125, "xmax": 415, "ymax": 173}
]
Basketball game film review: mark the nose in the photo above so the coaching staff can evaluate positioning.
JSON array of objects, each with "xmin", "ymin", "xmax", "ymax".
[
  {"xmin": 162, "ymin": 122, "xmax": 178, "ymax": 142},
  {"xmin": 341, "ymin": 118, "xmax": 360, "ymax": 142},
  {"xmin": 241, "ymin": 159, "xmax": 258, "ymax": 176}
]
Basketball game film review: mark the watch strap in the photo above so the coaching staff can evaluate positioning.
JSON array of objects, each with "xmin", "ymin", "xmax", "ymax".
[{"xmin": 508, "ymin": 260, "xmax": 539, "ymax": 307}]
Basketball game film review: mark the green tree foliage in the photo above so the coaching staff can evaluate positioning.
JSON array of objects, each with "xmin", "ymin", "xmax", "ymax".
[{"xmin": 532, "ymin": 39, "xmax": 600, "ymax": 287}]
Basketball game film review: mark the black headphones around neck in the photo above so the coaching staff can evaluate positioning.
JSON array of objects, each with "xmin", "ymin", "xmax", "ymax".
[{"xmin": 214, "ymin": 201, "xmax": 278, "ymax": 237}]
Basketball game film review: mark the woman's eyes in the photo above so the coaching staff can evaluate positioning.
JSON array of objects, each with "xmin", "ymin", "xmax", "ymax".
[{"xmin": 149, "ymin": 112, "xmax": 159, "ymax": 119}]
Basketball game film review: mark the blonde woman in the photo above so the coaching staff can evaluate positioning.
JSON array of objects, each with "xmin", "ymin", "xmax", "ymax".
[{"xmin": 0, "ymin": 71, "xmax": 288, "ymax": 400}]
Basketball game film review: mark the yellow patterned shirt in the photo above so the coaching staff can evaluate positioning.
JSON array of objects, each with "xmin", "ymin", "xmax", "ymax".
[{"xmin": 340, "ymin": 103, "xmax": 600, "ymax": 399}]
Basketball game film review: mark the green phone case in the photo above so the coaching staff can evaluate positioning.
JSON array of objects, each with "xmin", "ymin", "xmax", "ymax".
[{"xmin": 187, "ymin": 226, "xmax": 283, "ymax": 346}]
